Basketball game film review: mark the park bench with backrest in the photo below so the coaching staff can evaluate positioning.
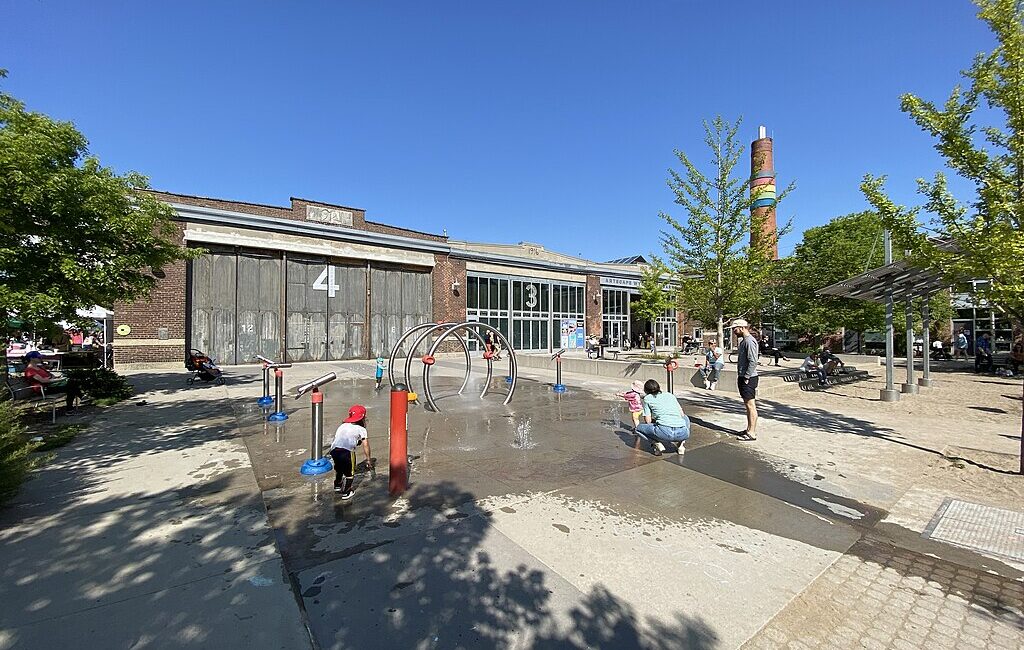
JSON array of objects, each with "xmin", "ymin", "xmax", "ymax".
[
  {"xmin": 783, "ymin": 364, "xmax": 871, "ymax": 391},
  {"xmin": 3, "ymin": 372, "xmax": 61, "ymax": 423}
]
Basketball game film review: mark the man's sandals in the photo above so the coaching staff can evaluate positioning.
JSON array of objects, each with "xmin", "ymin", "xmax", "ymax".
[{"xmin": 736, "ymin": 431, "xmax": 757, "ymax": 442}]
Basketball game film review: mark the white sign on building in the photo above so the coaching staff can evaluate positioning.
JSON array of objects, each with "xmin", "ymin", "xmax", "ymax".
[
  {"xmin": 306, "ymin": 205, "xmax": 354, "ymax": 227},
  {"xmin": 599, "ymin": 276, "xmax": 641, "ymax": 289}
]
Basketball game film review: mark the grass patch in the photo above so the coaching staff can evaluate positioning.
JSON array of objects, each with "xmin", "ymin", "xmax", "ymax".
[{"xmin": 33, "ymin": 424, "xmax": 85, "ymax": 452}]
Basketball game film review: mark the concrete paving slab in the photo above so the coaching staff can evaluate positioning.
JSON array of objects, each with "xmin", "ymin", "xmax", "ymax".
[
  {"xmin": 0, "ymin": 560, "xmax": 310, "ymax": 650},
  {"xmin": 0, "ymin": 492, "xmax": 278, "ymax": 627},
  {"xmin": 483, "ymin": 489, "xmax": 848, "ymax": 650}
]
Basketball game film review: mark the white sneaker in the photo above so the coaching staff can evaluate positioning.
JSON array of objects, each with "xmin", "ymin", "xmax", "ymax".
[
  {"xmin": 676, "ymin": 444, "xmax": 685, "ymax": 456},
  {"xmin": 655, "ymin": 442, "xmax": 666, "ymax": 453},
  {"xmin": 710, "ymin": 382, "xmax": 717, "ymax": 391}
]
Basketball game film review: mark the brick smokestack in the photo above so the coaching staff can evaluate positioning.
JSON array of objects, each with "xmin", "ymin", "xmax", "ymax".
[{"xmin": 750, "ymin": 125, "xmax": 779, "ymax": 259}]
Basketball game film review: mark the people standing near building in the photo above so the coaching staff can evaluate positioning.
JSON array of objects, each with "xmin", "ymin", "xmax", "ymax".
[
  {"xmin": 328, "ymin": 405, "xmax": 373, "ymax": 500},
  {"xmin": 954, "ymin": 329, "xmax": 969, "ymax": 360},
  {"xmin": 374, "ymin": 353, "xmax": 386, "ymax": 391},
  {"xmin": 484, "ymin": 330, "xmax": 503, "ymax": 361},
  {"xmin": 616, "ymin": 380, "xmax": 645, "ymax": 433},
  {"xmin": 635, "ymin": 379, "xmax": 690, "ymax": 456},
  {"xmin": 731, "ymin": 318, "xmax": 759, "ymax": 441},
  {"xmin": 975, "ymin": 332, "xmax": 994, "ymax": 373}
]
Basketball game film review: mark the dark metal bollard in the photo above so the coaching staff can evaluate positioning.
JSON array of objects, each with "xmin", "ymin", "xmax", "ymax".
[
  {"xmin": 296, "ymin": 372, "xmax": 337, "ymax": 475},
  {"xmin": 665, "ymin": 359, "xmax": 678, "ymax": 394},
  {"xmin": 258, "ymin": 364, "xmax": 273, "ymax": 407},
  {"xmin": 268, "ymin": 367, "xmax": 289, "ymax": 422},
  {"xmin": 389, "ymin": 383, "xmax": 409, "ymax": 496},
  {"xmin": 551, "ymin": 347, "xmax": 567, "ymax": 393}
]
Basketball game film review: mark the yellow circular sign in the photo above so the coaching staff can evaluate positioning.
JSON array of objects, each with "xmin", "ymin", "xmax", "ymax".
[{"xmin": 116, "ymin": 324, "xmax": 131, "ymax": 336}]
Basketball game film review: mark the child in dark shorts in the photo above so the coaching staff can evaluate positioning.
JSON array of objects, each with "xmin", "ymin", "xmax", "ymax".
[{"xmin": 329, "ymin": 404, "xmax": 373, "ymax": 500}]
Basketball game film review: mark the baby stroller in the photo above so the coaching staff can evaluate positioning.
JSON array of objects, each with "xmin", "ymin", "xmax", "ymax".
[{"xmin": 186, "ymin": 348, "xmax": 225, "ymax": 385}]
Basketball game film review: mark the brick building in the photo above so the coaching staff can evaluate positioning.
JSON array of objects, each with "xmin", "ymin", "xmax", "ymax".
[{"xmin": 113, "ymin": 191, "xmax": 687, "ymax": 367}]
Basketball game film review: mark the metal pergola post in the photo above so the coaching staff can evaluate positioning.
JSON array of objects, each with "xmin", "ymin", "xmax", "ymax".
[
  {"xmin": 880, "ymin": 231, "xmax": 900, "ymax": 402},
  {"xmin": 919, "ymin": 300, "xmax": 933, "ymax": 388},
  {"xmin": 902, "ymin": 296, "xmax": 918, "ymax": 394}
]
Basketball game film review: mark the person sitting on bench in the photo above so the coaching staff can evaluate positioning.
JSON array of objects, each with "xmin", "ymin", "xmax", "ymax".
[
  {"xmin": 760, "ymin": 336, "xmax": 789, "ymax": 366},
  {"xmin": 24, "ymin": 351, "xmax": 83, "ymax": 410},
  {"xmin": 819, "ymin": 349, "xmax": 845, "ymax": 377},
  {"xmin": 799, "ymin": 352, "xmax": 827, "ymax": 385}
]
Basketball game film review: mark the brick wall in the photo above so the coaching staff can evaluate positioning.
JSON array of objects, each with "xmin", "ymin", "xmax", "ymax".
[
  {"xmin": 432, "ymin": 254, "xmax": 467, "ymax": 323},
  {"xmin": 586, "ymin": 275, "xmax": 602, "ymax": 337},
  {"xmin": 113, "ymin": 222, "xmax": 188, "ymax": 366},
  {"xmin": 147, "ymin": 190, "xmax": 293, "ymax": 220}
]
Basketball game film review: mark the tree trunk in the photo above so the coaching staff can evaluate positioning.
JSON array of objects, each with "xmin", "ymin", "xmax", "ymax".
[
  {"xmin": 1019, "ymin": 378, "xmax": 1023, "ymax": 475},
  {"xmin": 717, "ymin": 310, "xmax": 725, "ymax": 350}
]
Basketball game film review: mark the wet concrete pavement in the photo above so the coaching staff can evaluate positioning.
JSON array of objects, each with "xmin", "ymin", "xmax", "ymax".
[{"xmin": 223, "ymin": 360, "xmax": 993, "ymax": 649}]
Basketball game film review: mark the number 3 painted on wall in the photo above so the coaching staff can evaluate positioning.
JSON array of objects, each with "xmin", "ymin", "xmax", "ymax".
[
  {"xmin": 313, "ymin": 266, "xmax": 340, "ymax": 298},
  {"xmin": 525, "ymin": 284, "xmax": 538, "ymax": 309}
]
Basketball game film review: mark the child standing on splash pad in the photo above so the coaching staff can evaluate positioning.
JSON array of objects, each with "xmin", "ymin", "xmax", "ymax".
[
  {"xmin": 616, "ymin": 380, "xmax": 645, "ymax": 433},
  {"xmin": 329, "ymin": 404, "xmax": 373, "ymax": 500},
  {"xmin": 374, "ymin": 354, "xmax": 386, "ymax": 391}
]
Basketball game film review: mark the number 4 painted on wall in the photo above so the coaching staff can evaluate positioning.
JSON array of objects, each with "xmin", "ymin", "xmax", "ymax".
[{"xmin": 313, "ymin": 266, "xmax": 340, "ymax": 298}]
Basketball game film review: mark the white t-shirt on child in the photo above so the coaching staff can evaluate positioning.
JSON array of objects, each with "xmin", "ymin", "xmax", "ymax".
[{"xmin": 330, "ymin": 423, "xmax": 367, "ymax": 451}]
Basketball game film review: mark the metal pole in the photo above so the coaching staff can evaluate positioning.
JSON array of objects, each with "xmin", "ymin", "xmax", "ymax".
[
  {"xmin": 257, "ymin": 364, "xmax": 273, "ymax": 407},
  {"xmin": 902, "ymin": 297, "xmax": 918, "ymax": 394},
  {"xmin": 268, "ymin": 368, "xmax": 288, "ymax": 421},
  {"xmin": 919, "ymin": 301, "xmax": 933, "ymax": 387},
  {"xmin": 390, "ymin": 383, "xmax": 409, "ymax": 496},
  {"xmin": 880, "ymin": 230, "xmax": 900, "ymax": 401},
  {"xmin": 553, "ymin": 354, "xmax": 566, "ymax": 393},
  {"xmin": 665, "ymin": 359, "xmax": 677, "ymax": 394},
  {"xmin": 300, "ymin": 388, "xmax": 332, "ymax": 475}
]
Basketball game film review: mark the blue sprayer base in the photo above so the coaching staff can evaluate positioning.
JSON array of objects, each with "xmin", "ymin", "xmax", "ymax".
[
  {"xmin": 300, "ymin": 457, "xmax": 333, "ymax": 475},
  {"xmin": 505, "ymin": 376, "xmax": 514, "ymax": 383},
  {"xmin": 553, "ymin": 384, "xmax": 567, "ymax": 393},
  {"xmin": 257, "ymin": 396, "xmax": 273, "ymax": 407},
  {"xmin": 268, "ymin": 411, "xmax": 288, "ymax": 422}
]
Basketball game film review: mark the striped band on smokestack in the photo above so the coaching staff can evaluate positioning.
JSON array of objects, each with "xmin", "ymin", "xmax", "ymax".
[{"xmin": 750, "ymin": 125, "xmax": 779, "ymax": 259}]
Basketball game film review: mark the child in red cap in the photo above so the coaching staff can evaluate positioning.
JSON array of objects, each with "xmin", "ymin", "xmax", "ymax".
[{"xmin": 329, "ymin": 404, "xmax": 373, "ymax": 500}]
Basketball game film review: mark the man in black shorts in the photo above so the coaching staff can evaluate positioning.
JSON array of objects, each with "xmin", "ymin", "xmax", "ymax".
[{"xmin": 731, "ymin": 319, "xmax": 759, "ymax": 441}]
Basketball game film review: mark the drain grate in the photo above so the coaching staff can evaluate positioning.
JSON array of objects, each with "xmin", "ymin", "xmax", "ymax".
[{"xmin": 923, "ymin": 498, "xmax": 1024, "ymax": 562}]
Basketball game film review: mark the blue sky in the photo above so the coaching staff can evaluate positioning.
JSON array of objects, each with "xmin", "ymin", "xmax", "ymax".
[{"xmin": 1, "ymin": 1, "xmax": 993, "ymax": 260}]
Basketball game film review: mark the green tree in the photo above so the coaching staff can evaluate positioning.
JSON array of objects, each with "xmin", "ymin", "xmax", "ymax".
[
  {"xmin": 861, "ymin": 0, "xmax": 1024, "ymax": 327},
  {"xmin": 658, "ymin": 116, "xmax": 792, "ymax": 344},
  {"xmin": 859, "ymin": 0, "xmax": 1024, "ymax": 472},
  {"xmin": 0, "ymin": 70, "xmax": 196, "ymax": 329},
  {"xmin": 630, "ymin": 262, "xmax": 673, "ymax": 353},
  {"xmin": 777, "ymin": 212, "xmax": 887, "ymax": 346}
]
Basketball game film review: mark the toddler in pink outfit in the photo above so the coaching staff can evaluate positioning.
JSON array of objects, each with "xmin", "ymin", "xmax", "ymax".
[{"xmin": 616, "ymin": 380, "xmax": 645, "ymax": 432}]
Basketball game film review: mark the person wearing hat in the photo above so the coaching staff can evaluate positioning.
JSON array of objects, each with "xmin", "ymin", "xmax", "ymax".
[
  {"xmin": 328, "ymin": 404, "xmax": 373, "ymax": 500},
  {"xmin": 731, "ymin": 318, "xmax": 759, "ymax": 441},
  {"xmin": 23, "ymin": 351, "xmax": 83, "ymax": 411},
  {"xmin": 616, "ymin": 379, "xmax": 646, "ymax": 433}
]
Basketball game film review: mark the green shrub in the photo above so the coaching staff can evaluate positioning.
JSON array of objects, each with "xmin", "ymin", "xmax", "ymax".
[
  {"xmin": 0, "ymin": 401, "xmax": 40, "ymax": 504},
  {"xmin": 66, "ymin": 368, "xmax": 134, "ymax": 402},
  {"xmin": 34, "ymin": 424, "xmax": 84, "ymax": 452}
]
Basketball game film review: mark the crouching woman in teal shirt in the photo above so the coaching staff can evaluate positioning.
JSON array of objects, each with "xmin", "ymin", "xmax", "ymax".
[{"xmin": 635, "ymin": 378, "xmax": 690, "ymax": 456}]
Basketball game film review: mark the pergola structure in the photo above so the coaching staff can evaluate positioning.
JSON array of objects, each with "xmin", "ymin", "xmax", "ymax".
[{"xmin": 817, "ymin": 232, "xmax": 947, "ymax": 401}]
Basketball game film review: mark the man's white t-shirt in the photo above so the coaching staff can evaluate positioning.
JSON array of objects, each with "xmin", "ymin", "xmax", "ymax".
[{"xmin": 330, "ymin": 423, "xmax": 367, "ymax": 452}]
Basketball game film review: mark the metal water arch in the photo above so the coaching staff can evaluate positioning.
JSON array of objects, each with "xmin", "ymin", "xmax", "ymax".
[
  {"xmin": 422, "ymin": 322, "xmax": 517, "ymax": 412},
  {"xmin": 387, "ymin": 321, "xmax": 518, "ymax": 413},
  {"xmin": 388, "ymin": 322, "xmax": 471, "ymax": 394}
]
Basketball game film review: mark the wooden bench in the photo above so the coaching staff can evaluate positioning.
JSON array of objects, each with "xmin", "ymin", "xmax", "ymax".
[{"xmin": 3, "ymin": 374, "xmax": 61, "ymax": 423}]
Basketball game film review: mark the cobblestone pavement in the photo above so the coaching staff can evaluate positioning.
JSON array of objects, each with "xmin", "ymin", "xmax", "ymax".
[{"xmin": 742, "ymin": 537, "xmax": 1024, "ymax": 650}]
